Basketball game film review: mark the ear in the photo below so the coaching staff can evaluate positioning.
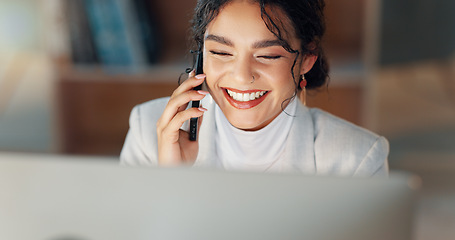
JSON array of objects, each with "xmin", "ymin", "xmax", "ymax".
[{"xmin": 300, "ymin": 54, "xmax": 318, "ymax": 75}]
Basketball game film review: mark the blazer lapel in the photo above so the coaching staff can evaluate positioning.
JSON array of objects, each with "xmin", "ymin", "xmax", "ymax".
[{"xmin": 284, "ymin": 102, "xmax": 316, "ymax": 174}]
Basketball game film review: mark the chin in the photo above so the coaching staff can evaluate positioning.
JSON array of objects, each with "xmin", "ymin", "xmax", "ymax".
[
  {"xmin": 226, "ymin": 114, "xmax": 266, "ymax": 131},
  {"xmin": 231, "ymin": 122, "xmax": 257, "ymax": 130}
]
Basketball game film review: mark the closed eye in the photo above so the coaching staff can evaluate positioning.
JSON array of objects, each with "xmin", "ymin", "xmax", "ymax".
[
  {"xmin": 209, "ymin": 50, "xmax": 232, "ymax": 56},
  {"xmin": 258, "ymin": 55, "xmax": 282, "ymax": 59}
]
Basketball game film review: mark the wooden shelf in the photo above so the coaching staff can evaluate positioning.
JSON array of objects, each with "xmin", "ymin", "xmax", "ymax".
[{"xmin": 57, "ymin": 68, "xmax": 180, "ymax": 155}]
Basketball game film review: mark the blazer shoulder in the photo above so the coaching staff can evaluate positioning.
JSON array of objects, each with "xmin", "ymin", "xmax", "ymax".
[
  {"xmin": 129, "ymin": 96, "xmax": 170, "ymax": 142},
  {"xmin": 309, "ymin": 108, "xmax": 389, "ymax": 176},
  {"xmin": 134, "ymin": 97, "xmax": 170, "ymax": 117},
  {"xmin": 120, "ymin": 97, "xmax": 170, "ymax": 166},
  {"xmin": 309, "ymin": 108, "xmax": 379, "ymax": 141}
]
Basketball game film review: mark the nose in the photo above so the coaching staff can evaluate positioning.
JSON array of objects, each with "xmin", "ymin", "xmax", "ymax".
[{"xmin": 231, "ymin": 54, "xmax": 254, "ymax": 85}]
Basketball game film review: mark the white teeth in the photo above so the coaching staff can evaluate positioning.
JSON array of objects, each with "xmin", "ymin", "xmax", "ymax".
[
  {"xmin": 226, "ymin": 89, "xmax": 267, "ymax": 102},
  {"xmin": 242, "ymin": 93, "xmax": 249, "ymax": 101}
]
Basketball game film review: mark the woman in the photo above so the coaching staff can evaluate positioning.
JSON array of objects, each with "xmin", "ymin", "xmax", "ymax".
[{"xmin": 120, "ymin": 0, "xmax": 389, "ymax": 176}]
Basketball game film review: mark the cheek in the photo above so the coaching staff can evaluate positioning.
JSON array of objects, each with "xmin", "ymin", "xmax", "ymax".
[
  {"xmin": 202, "ymin": 62, "xmax": 221, "ymax": 96},
  {"xmin": 206, "ymin": 58, "xmax": 230, "ymax": 72},
  {"xmin": 267, "ymin": 66, "xmax": 298, "ymax": 98},
  {"xmin": 204, "ymin": 59, "xmax": 230, "ymax": 87},
  {"xmin": 257, "ymin": 62, "xmax": 296, "ymax": 84},
  {"xmin": 204, "ymin": 57, "xmax": 226, "ymax": 74}
]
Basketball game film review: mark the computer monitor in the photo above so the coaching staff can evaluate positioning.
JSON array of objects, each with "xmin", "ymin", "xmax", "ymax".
[{"xmin": 0, "ymin": 153, "xmax": 420, "ymax": 240}]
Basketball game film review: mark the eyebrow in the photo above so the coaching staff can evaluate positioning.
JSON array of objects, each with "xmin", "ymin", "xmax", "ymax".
[
  {"xmin": 252, "ymin": 39, "xmax": 285, "ymax": 49},
  {"xmin": 205, "ymin": 34, "xmax": 233, "ymax": 46},
  {"xmin": 205, "ymin": 34, "xmax": 285, "ymax": 49}
]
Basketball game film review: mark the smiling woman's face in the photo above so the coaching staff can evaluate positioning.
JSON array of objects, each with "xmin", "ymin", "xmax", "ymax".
[{"xmin": 203, "ymin": 0, "xmax": 309, "ymax": 131}]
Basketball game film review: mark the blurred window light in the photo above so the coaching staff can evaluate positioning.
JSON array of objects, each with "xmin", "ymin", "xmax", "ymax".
[{"xmin": 0, "ymin": 1, "xmax": 41, "ymax": 53}]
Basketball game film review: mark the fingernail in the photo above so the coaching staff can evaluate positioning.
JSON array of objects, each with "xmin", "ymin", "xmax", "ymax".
[
  {"xmin": 198, "ymin": 107, "xmax": 207, "ymax": 112},
  {"xmin": 197, "ymin": 90, "xmax": 209, "ymax": 95},
  {"xmin": 195, "ymin": 74, "xmax": 206, "ymax": 79}
]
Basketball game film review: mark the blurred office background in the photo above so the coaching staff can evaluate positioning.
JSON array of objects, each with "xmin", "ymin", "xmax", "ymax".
[{"xmin": 0, "ymin": 0, "xmax": 454, "ymax": 239}]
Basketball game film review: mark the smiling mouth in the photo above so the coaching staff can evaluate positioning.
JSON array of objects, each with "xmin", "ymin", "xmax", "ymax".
[
  {"xmin": 222, "ymin": 88, "xmax": 269, "ymax": 109},
  {"xmin": 226, "ymin": 89, "xmax": 268, "ymax": 102}
]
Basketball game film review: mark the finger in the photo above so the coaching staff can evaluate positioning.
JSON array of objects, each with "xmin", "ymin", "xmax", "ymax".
[
  {"xmin": 158, "ymin": 90, "xmax": 208, "ymax": 130},
  {"xmin": 170, "ymin": 89, "xmax": 208, "ymax": 111},
  {"xmin": 178, "ymin": 88, "xmax": 210, "ymax": 110},
  {"xmin": 171, "ymin": 74, "xmax": 206, "ymax": 98},
  {"xmin": 175, "ymin": 108, "xmax": 205, "ymax": 152},
  {"xmin": 189, "ymin": 69, "xmax": 196, "ymax": 78},
  {"xmin": 161, "ymin": 107, "xmax": 206, "ymax": 139},
  {"xmin": 179, "ymin": 106, "xmax": 206, "ymax": 142}
]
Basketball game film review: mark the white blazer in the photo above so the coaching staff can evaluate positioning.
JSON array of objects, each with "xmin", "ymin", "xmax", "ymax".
[{"xmin": 120, "ymin": 96, "xmax": 389, "ymax": 177}]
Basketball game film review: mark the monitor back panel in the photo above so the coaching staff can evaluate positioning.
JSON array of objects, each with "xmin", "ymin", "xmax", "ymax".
[{"xmin": 0, "ymin": 157, "xmax": 419, "ymax": 240}]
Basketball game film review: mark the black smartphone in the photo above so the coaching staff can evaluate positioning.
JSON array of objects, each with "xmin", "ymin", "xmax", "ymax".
[{"xmin": 189, "ymin": 51, "xmax": 203, "ymax": 141}]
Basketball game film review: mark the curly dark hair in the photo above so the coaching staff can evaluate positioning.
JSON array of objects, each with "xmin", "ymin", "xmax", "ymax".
[{"xmin": 189, "ymin": 0, "xmax": 329, "ymax": 91}]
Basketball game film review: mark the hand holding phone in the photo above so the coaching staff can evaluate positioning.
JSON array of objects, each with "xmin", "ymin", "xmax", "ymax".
[{"xmin": 189, "ymin": 51, "xmax": 204, "ymax": 141}]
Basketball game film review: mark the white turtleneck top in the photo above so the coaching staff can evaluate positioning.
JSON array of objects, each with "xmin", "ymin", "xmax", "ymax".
[{"xmin": 214, "ymin": 99, "xmax": 297, "ymax": 172}]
